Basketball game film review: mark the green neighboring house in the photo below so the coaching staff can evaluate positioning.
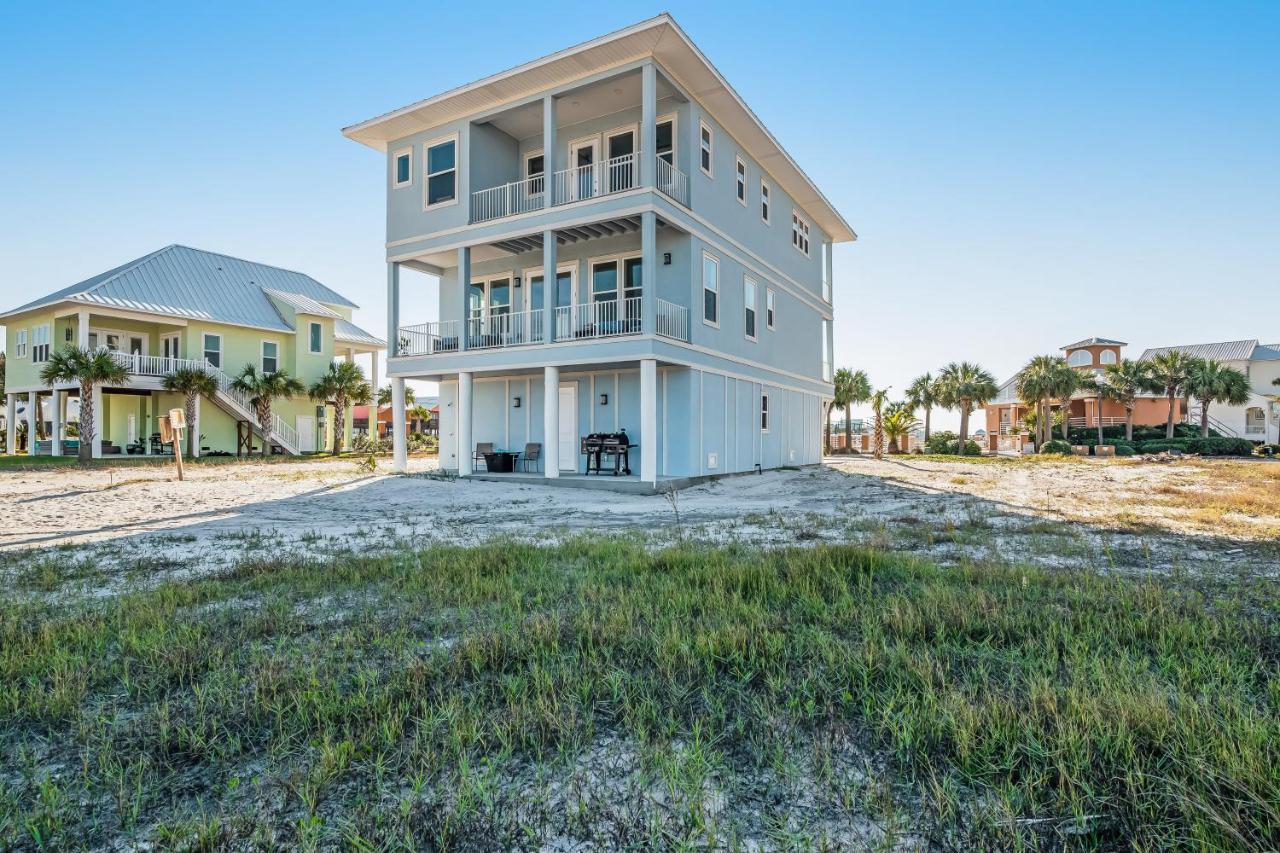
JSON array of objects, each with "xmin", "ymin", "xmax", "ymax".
[{"xmin": 1, "ymin": 245, "xmax": 383, "ymax": 458}]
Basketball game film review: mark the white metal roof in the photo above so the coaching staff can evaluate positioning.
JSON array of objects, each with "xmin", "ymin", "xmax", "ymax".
[
  {"xmin": 1060, "ymin": 337, "xmax": 1127, "ymax": 350},
  {"xmin": 263, "ymin": 288, "xmax": 344, "ymax": 319},
  {"xmin": 334, "ymin": 318, "xmax": 385, "ymax": 347},
  {"xmin": 1139, "ymin": 340, "xmax": 1262, "ymax": 363},
  {"xmin": 342, "ymin": 14, "xmax": 855, "ymax": 243}
]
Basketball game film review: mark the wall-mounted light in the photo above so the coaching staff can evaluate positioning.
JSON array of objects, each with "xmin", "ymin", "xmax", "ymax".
[
  {"xmin": 663, "ymin": 252, "xmax": 672, "ymax": 265},
  {"xmin": 513, "ymin": 396, "xmax": 522, "ymax": 408},
  {"xmin": 513, "ymin": 275, "xmax": 522, "ymax": 286},
  {"xmin": 599, "ymin": 393, "xmax": 609, "ymax": 406}
]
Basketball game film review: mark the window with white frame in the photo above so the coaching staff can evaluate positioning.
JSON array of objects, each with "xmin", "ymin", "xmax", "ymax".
[
  {"xmin": 735, "ymin": 157, "xmax": 746, "ymax": 204},
  {"xmin": 766, "ymin": 288, "xmax": 776, "ymax": 330},
  {"xmin": 424, "ymin": 136, "xmax": 457, "ymax": 208},
  {"xmin": 792, "ymin": 210, "xmax": 810, "ymax": 255},
  {"xmin": 702, "ymin": 253, "xmax": 719, "ymax": 325},
  {"xmin": 309, "ymin": 322, "xmax": 322, "ymax": 354},
  {"xmin": 1067, "ymin": 349, "xmax": 1092, "ymax": 367},
  {"xmin": 760, "ymin": 392, "xmax": 770, "ymax": 432},
  {"xmin": 392, "ymin": 147, "xmax": 412, "ymax": 189},
  {"xmin": 822, "ymin": 319, "xmax": 832, "ymax": 382},
  {"xmin": 761, "ymin": 180, "xmax": 770, "ymax": 223},
  {"xmin": 744, "ymin": 277, "xmax": 758, "ymax": 340},
  {"xmin": 203, "ymin": 333, "xmax": 222, "ymax": 369},
  {"xmin": 15, "ymin": 328, "xmax": 28, "ymax": 358},
  {"xmin": 262, "ymin": 341, "xmax": 279, "ymax": 374},
  {"xmin": 699, "ymin": 121, "xmax": 713, "ymax": 177},
  {"xmin": 1099, "ymin": 349, "xmax": 1117, "ymax": 365},
  {"xmin": 31, "ymin": 325, "xmax": 50, "ymax": 363}
]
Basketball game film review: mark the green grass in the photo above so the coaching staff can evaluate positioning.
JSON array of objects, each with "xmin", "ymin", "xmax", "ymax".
[{"xmin": 0, "ymin": 540, "xmax": 1275, "ymax": 849}]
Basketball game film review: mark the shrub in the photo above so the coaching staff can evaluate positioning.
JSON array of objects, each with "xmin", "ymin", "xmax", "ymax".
[
  {"xmin": 1184, "ymin": 437, "xmax": 1254, "ymax": 457},
  {"xmin": 1256, "ymin": 444, "xmax": 1280, "ymax": 457},
  {"xmin": 1114, "ymin": 444, "xmax": 1136, "ymax": 457},
  {"xmin": 1039, "ymin": 440, "xmax": 1074, "ymax": 455},
  {"xmin": 925, "ymin": 431, "xmax": 959, "ymax": 454},
  {"xmin": 1137, "ymin": 439, "xmax": 1191, "ymax": 454}
]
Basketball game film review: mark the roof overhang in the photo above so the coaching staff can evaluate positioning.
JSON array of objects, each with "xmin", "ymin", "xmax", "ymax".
[{"xmin": 341, "ymin": 14, "xmax": 855, "ymax": 243}]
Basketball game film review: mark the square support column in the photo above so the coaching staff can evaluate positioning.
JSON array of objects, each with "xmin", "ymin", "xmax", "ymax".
[
  {"xmin": 641, "ymin": 211, "xmax": 657, "ymax": 333},
  {"xmin": 386, "ymin": 262, "xmax": 400, "ymax": 358},
  {"xmin": 192, "ymin": 395, "xmax": 201, "ymax": 458},
  {"xmin": 458, "ymin": 371, "xmax": 474, "ymax": 475},
  {"xmin": 26, "ymin": 391, "xmax": 37, "ymax": 456},
  {"xmin": 4, "ymin": 395, "xmax": 14, "ymax": 455},
  {"xmin": 542, "ymin": 95, "xmax": 556, "ymax": 207},
  {"xmin": 640, "ymin": 359, "xmax": 657, "ymax": 483},
  {"xmin": 90, "ymin": 385, "xmax": 103, "ymax": 459},
  {"xmin": 458, "ymin": 246, "xmax": 471, "ymax": 351},
  {"xmin": 51, "ymin": 390, "xmax": 63, "ymax": 456},
  {"xmin": 543, "ymin": 365, "xmax": 560, "ymax": 478},
  {"xmin": 77, "ymin": 309, "xmax": 89, "ymax": 348},
  {"xmin": 640, "ymin": 61, "xmax": 657, "ymax": 188},
  {"xmin": 542, "ymin": 230, "xmax": 557, "ymax": 343},
  {"xmin": 144, "ymin": 394, "xmax": 153, "ymax": 455},
  {"xmin": 391, "ymin": 377, "xmax": 407, "ymax": 473}
]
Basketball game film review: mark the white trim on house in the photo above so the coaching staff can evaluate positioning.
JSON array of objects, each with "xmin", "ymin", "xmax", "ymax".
[
  {"xmin": 392, "ymin": 146, "xmax": 413, "ymax": 189},
  {"xmin": 423, "ymin": 132, "xmax": 460, "ymax": 211},
  {"xmin": 701, "ymin": 250, "xmax": 720, "ymax": 328}
]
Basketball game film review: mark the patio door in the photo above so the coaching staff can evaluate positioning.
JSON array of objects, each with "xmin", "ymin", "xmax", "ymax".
[
  {"xmin": 162, "ymin": 333, "xmax": 180, "ymax": 361},
  {"xmin": 568, "ymin": 137, "xmax": 599, "ymax": 201},
  {"xmin": 557, "ymin": 383, "xmax": 577, "ymax": 472}
]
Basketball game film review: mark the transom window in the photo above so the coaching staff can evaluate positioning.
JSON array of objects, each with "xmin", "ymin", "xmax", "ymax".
[
  {"xmin": 735, "ymin": 157, "xmax": 747, "ymax": 204},
  {"xmin": 702, "ymin": 252, "xmax": 719, "ymax": 325},
  {"xmin": 424, "ymin": 136, "xmax": 457, "ymax": 208},
  {"xmin": 309, "ymin": 322, "xmax": 322, "ymax": 354},
  {"xmin": 761, "ymin": 181, "xmax": 770, "ymax": 223},
  {"xmin": 261, "ymin": 341, "xmax": 279, "ymax": 374},
  {"xmin": 699, "ymin": 121, "xmax": 713, "ymax": 177},
  {"xmin": 392, "ymin": 147, "xmax": 412, "ymax": 189},
  {"xmin": 766, "ymin": 289, "xmax": 776, "ymax": 329},
  {"xmin": 203, "ymin": 334, "xmax": 222, "ymax": 369},
  {"xmin": 792, "ymin": 211, "xmax": 811, "ymax": 256},
  {"xmin": 744, "ymin": 277, "xmax": 757, "ymax": 340}
]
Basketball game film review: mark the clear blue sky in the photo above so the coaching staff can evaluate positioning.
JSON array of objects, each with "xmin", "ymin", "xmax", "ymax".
[{"xmin": 2, "ymin": 2, "xmax": 1276, "ymax": 425}]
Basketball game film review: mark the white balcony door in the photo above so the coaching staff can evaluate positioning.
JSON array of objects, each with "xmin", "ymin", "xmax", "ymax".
[
  {"xmin": 162, "ymin": 334, "xmax": 180, "ymax": 360},
  {"xmin": 557, "ymin": 383, "xmax": 577, "ymax": 472},
  {"xmin": 568, "ymin": 137, "xmax": 598, "ymax": 201}
]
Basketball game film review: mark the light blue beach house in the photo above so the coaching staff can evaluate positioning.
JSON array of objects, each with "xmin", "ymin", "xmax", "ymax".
[{"xmin": 343, "ymin": 14, "xmax": 855, "ymax": 486}]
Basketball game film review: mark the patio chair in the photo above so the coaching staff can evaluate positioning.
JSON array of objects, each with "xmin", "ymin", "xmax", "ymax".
[
  {"xmin": 520, "ymin": 442, "xmax": 541, "ymax": 473},
  {"xmin": 473, "ymin": 442, "xmax": 494, "ymax": 470}
]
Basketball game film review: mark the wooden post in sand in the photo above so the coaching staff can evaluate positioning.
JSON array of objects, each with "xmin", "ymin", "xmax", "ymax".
[{"xmin": 161, "ymin": 409, "xmax": 187, "ymax": 481}]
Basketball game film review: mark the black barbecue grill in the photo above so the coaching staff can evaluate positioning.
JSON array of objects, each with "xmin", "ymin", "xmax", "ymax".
[{"xmin": 581, "ymin": 430, "xmax": 636, "ymax": 476}]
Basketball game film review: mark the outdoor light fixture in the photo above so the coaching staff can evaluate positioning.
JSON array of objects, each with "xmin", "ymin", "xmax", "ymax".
[
  {"xmin": 513, "ymin": 396, "xmax": 521, "ymax": 408},
  {"xmin": 600, "ymin": 393, "xmax": 609, "ymax": 405},
  {"xmin": 513, "ymin": 275, "xmax": 521, "ymax": 286},
  {"xmin": 663, "ymin": 252, "xmax": 671, "ymax": 265}
]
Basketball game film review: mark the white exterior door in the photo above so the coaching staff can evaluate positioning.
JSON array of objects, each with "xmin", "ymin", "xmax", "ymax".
[
  {"xmin": 558, "ymin": 384, "xmax": 577, "ymax": 472},
  {"xmin": 296, "ymin": 415, "xmax": 316, "ymax": 453},
  {"xmin": 162, "ymin": 334, "xmax": 181, "ymax": 360}
]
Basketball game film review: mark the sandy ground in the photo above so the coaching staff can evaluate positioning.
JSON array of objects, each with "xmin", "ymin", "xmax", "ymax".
[{"xmin": 2, "ymin": 454, "xmax": 1276, "ymax": 593}]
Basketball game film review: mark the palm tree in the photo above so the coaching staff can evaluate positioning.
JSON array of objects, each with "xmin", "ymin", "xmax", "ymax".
[
  {"xmin": 161, "ymin": 366, "xmax": 218, "ymax": 457},
  {"xmin": 836, "ymin": 368, "xmax": 872, "ymax": 454},
  {"xmin": 309, "ymin": 361, "xmax": 372, "ymax": 453},
  {"xmin": 230, "ymin": 365, "xmax": 305, "ymax": 457},
  {"xmin": 408, "ymin": 404, "xmax": 432, "ymax": 434},
  {"xmin": 869, "ymin": 388, "xmax": 889, "ymax": 460},
  {"xmin": 936, "ymin": 361, "xmax": 998, "ymax": 456},
  {"xmin": 377, "ymin": 384, "xmax": 415, "ymax": 408},
  {"xmin": 905, "ymin": 373, "xmax": 938, "ymax": 444},
  {"xmin": 881, "ymin": 407, "xmax": 920, "ymax": 454},
  {"xmin": 1052, "ymin": 361, "xmax": 1084, "ymax": 440},
  {"xmin": 38, "ymin": 346, "xmax": 128, "ymax": 463},
  {"xmin": 1147, "ymin": 350, "xmax": 1196, "ymax": 439},
  {"xmin": 1100, "ymin": 359, "xmax": 1155, "ymax": 442},
  {"xmin": 1186, "ymin": 359, "xmax": 1251, "ymax": 438},
  {"xmin": 1016, "ymin": 355, "xmax": 1063, "ymax": 449}
]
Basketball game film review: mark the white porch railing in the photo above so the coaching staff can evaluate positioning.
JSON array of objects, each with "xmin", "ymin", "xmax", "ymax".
[
  {"xmin": 551, "ymin": 151, "xmax": 639, "ymax": 205},
  {"xmin": 398, "ymin": 320, "xmax": 461, "ymax": 356},
  {"xmin": 1068, "ymin": 416, "xmax": 1127, "ymax": 428},
  {"xmin": 471, "ymin": 175, "xmax": 546, "ymax": 223},
  {"xmin": 108, "ymin": 352, "xmax": 208, "ymax": 377},
  {"xmin": 466, "ymin": 309, "xmax": 544, "ymax": 349},
  {"xmin": 655, "ymin": 157, "xmax": 689, "ymax": 206},
  {"xmin": 555, "ymin": 296, "xmax": 642, "ymax": 341},
  {"xmin": 656, "ymin": 298, "xmax": 689, "ymax": 342}
]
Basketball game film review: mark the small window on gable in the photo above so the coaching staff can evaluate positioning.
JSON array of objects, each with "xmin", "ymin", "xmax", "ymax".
[
  {"xmin": 735, "ymin": 157, "xmax": 747, "ymax": 205},
  {"xmin": 699, "ymin": 121, "xmax": 713, "ymax": 177},
  {"xmin": 392, "ymin": 147, "xmax": 412, "ymax": 189},
  {"xmin": 761, "ymin": 393, "xmax": 770, "ymax": 432},
  {"xmin": 766, "ymin": 289, "xmax": 776, "ymax": 330},
  {"xmin": 761, "ymin": 180, "xmax": 770, "ymax": 223},
  {"xmin": 792, "ymin": 210, "xmax": 811, "ymax": 256},
  {"xmin": 702, "ymin": 252, "xmax": 719, "ymax": 326},
  {"xmin": 309, "ymin": 322, "xmax": 322, "ymax": 354},
  {"xmin": 262, "ymin": 341, "xmax": 279, "ymax": 374},
  {"xmin": 424, "ymin": 135, "xmax": 458, "ymax": 208}
]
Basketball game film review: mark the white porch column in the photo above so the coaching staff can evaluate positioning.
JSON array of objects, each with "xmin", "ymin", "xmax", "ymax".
[
  {"xmin": 26, "ymin": 391, "xmax": 37, "ymax": 456},
  {"xmin": 91, "ymin": 385, "xmax": 103, "ymax": 459},
  {"xmin": 543, "ymin": 95, "xmax": 556, "ymax": 207},
  {"xmin": 640, "ymin": 359, "xmax": 657, "ymax": 483},
  {"xmin": 4, "ymin": 394, "xmax": 16, "ymax": 454},
  {"xmin": 192, "ymin": 394, "xmax": 201, "ymax": 458},
  {"xmin": 144, "ymin": 394, "xmax": 153, "ymax": 455},
  {"xmin": 386, "ymin": 262, "xmax": 400, "ymax": 358},
  {"xmin": 369, "ymin": 352, "xmax": 379, "ymax": 422},
  {"xmin": 51, "ymin": 390, "xmax": 63, "ymax": 456},
  {"xmin": 543, "ymin": 365, "xmax": 560, "ymax": 478},
  {"xmin": 458, "ymin": 246, "xmax": 471, "ymax": 351},
  {"xmin": 391, "ymin": 377, "xmax": 407, "ymax": 473},
  {"xmin": 640, "ymin": 61, "xmax": 657, "ymax": 188},
  {"xmin": 641, "ymin": 211, "xmax": 657, "ymax": 333},
  {"xmin": 542, "ymin": 230, "xmax": 557, "ymax": 343},
  {"xmin": 458, "ymin": 371, "xmax": 474, "ymax": 476},
  {"xmin": 77, "ymin": 309, "xmax": 89, "ymax": 348}
]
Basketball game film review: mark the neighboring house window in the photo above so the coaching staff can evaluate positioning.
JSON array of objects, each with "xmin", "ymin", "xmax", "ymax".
[
  {"xmin": 309, "ymin": 322, "xmax": 322, "ymax": 354},
  {"xmin": 744, "ymin": 277, "xmax": 757, "ymax": 340},
  {"xmin": 792, "ymin": 211, "xmax": 810, "ymax": 256},
  {"xmin": 735, "ymin": 157, "xmax": 747, "ymax": 205},
  {"xmin": 761, "ymin": 393, "xmax": 770, "ymax": 432},
  {"xmin": 203, "ymin": 333, "xmax": 222, "ymax": 368},
  {"xmin": 392, "ymin": 147, "xmax": 412, "ymax": 189},
  {"xmin": 702, "ymin": 252, "xmax": 719, "ymax": 326},
  {"xmin": 1067, "ymin": 350, "xmax": 1092, "ymax": 367},
  {"xmin": 822, "ymin": 319, "xmax": 832, "ymax": 382},
  {"xmin": 424, "ymin": 135, "xmax": 458, "ymax": 208},
  {"xmin": 31, "ymin": 325, "xmax": 50, "ymax": 363},
  {"xmin": 1246, "ymin": 407, "xmax": 1266, "ymax": 435},
  {"xmin": 261, "ymin": 341, "xmax": 279, "ymax": 374},
  {"xmin": 761, "ymin": 180, "xmax": 770, "ymax": 223},
  {"xmin": 1099, "ymin": 349, "xmax": 1117, "ymax": 365},
  {"xmin": 699, "ymin": 121, "xmax": 713, "ymax": 177},
  {"xmin": 766, "ymin": 288, "xmax": 776, "ymax": 330},
  {"xmin": 15, "ymin": 329, "xmax": 28, "ymax": 358}
]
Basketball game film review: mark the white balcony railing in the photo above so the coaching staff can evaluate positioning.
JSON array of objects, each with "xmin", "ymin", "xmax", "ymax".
[
  {"xmin": 466, "ymin": 309, "xmax": 544, "ymax": 349},
  {"xmin": 107, "ymin": 351, "xmax": 209, "ymax": 377},
  {"xmin": 555, "ymin": 296, "xmax": 643, "ymax": 341},
  {"xmin": 398, "ymin": 321, "xmax": 461, "ymax": 356},
  {"xmin": 551, "ymin": 151, "xmax": 639, "ymax": 205},
  {"xmin": 655, "ymin": 157, "xmax": 688, "ymax": 206},
  {"xmin": 471, "ymin": 175, "xmax": 546, "ymax": 223},
  {"xmin": 1068, "ymin": 416, "xmax": 1128, "ymax": 428},
  {"xmin": 656, "ymin": 298, "xmax": 689, "ymax": 343}
]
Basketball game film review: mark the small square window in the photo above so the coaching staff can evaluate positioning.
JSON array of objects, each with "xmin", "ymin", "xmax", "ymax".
[{"xmin": 392, "ymin": 148, "xmax": 412, "ymax": 188}]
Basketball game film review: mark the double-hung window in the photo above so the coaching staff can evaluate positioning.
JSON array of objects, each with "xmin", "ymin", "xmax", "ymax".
[
  {"xmin": 392, "ymin": 147, "xmax": 412, "ymax": 189},
  {"xmin": 262, "ymin": 341, "xmax": 279, "ymax": 374},
  {"xmin": 424, "ymin": 135, "xmax": 457, "ymax": 208},
  {"xmin": 699, "ymin": 121, "xmax": 713, "ymax": 177},
  {"xmin": 31, "ymin": 325, "xmax": 50, "ymax": 363},
  {"xmin": 761, "ymin": 181, "xmax": 770, "ymax": 223},
  {"xmin": 792, "ymin": 210, "xmax": 811, "ymax": 256},
  {"xmin": 743, "ymin": 277, "xmax": 757, "ymax": 340},
  {"xmin": 309, "ymin": 322, "xmax": 322, "ymax": 354},
  {"xmin": 203, "ymin": 333, "xmax": 222, "ymax": 369},
  {"xmin": 766, "ymin": 289, "xmax": 776, "ymax": 330},
  {"xmin": 735, "ymin": 157, "xmax": 747, "ymax": 205},
  {"xmin": 15, "ymin": 329, "xmax": 28, "ymax": 358},
  {"xmin": 761, "ymin": 393, "xmax": 770, "ymax": 432},
  {"xmin": 702, "ymin": 252, "xmax": 719, "ymax": 326}
]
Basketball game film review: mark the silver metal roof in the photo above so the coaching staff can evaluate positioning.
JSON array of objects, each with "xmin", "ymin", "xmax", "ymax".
[
  {"xmin": 1060, "ymin": 337, "xmax": 1127, "ymax": 350},
  {"xmin": 1, "ymin": 245, "xmax": 361, "ymax": 332},
  {"xmin": 1139, "ymin": 340, "xmax": 1261, "ymax": 363},
  {"xmin": 334, "ymin": 318, "xmax": 385, "ymax": 347},
  {"xmin": 263, "ymin": 288, "xmax": 343, "ymax": 319}
]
